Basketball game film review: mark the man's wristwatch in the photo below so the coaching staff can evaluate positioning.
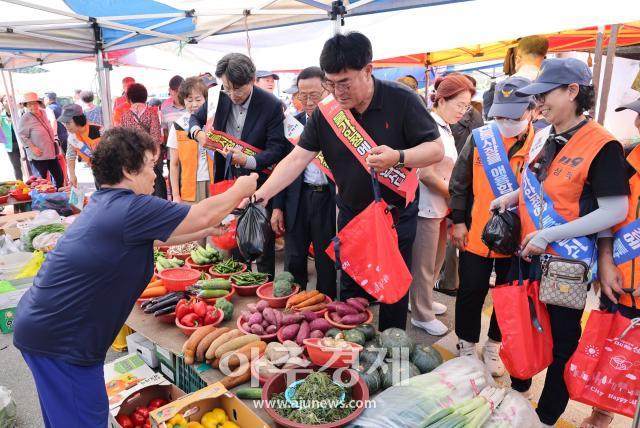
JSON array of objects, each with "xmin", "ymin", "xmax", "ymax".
[{"xmin": 394, "ymin": 149, "xmax": 405, "ymax": 169}]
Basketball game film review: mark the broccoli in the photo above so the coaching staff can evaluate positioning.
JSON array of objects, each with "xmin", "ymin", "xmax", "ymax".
[{"xmin": 273, "ymin": 279, "xmax": 293, "ymax": 297}]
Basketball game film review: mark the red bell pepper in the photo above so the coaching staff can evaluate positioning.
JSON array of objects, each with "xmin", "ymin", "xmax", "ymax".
[
  {"xmin": 204, "ymin": 306, "xmax": 220, "ymax": 325},
  {"xmin": 175, "ymin": 298, "xmax": 192, "ymax": 320},
  {"xmin": 130, "ymin": 411, "xmax": 146, "ymax": 426},
  {"xmin": 148, "ymin": 398, "xmax": 168, "ymax": 408},
  {"xmin": 115, "ymin": 414, "xmax": 133, "ymax": 428},
  {"xmin": 180, "ymin": 312, "xmax": 202, "ymax": 327},
  {"xmin": 134, "ymin": 407, "xmax": 149, "ymax": 419},
  {"xmin": 193, "ymin": 300, "xmax": 208, "ymax": 318}
]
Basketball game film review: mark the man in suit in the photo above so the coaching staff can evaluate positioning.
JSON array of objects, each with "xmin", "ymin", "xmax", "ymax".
[
  {"xmin": 189, "ymin": 53, "xmax": 288, "ymax": 277},
  {"xmin": 271, "ymin": 67, "xmax": 337, "ymax": 298}
]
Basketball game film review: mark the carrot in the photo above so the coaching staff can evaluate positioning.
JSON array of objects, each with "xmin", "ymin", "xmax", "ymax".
[
  {"xmin": 293, "ymin": 293, "xmax": 326, "ymax": 309},
  {"xmin": 140, "ymin": 286, "xmax": 167, "ymax": 298},
  {"xmin": 147, "ymin": 279, "xmax": 164, "ymax": 289},
  {"xmin": 219, "ymin": 362, "xmax": 251, "ymax": 389},
  {"xmin": 294, "ymin": 302, "xmax": 326, "ymax": 313},
  {"xmin": 286, "ymin": 291, "xmax": 308, "ymax": 308},
  {"xmin": 287, "ymin": 290, "xmax": 319, "ymax": 308}
]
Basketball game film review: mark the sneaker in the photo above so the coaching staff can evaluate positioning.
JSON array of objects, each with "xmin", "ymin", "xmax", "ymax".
[
  {"xmin": 483, "ymin": 340, "xmax": 506, "ymax": 377},
  {"xmin": 456, "ymin": 339, "xmax": 477, "ymax": 357},
  {"xmin": 432, "ymin": 301, "xmax": 447, "ymax": 315},
  {"xmin": 411, "ymin": 318, "xmax": 448, "ymax": 336},
  {"xmin": 408, "ymin": 302, "xmax": 411, "ymax": 312}
]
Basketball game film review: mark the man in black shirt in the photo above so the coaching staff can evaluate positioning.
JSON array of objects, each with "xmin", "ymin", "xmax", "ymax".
[{"xmin": 253, "ymin": 32, "xmax": 443, "ymax": 330}]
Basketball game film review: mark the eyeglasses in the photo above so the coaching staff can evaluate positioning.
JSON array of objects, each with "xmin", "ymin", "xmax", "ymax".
[
  {"xmin": 453, "ymin": 102, "xmax": 472, "ymax": 113},
  {"xmin": 297, "ymin": 92, "xmax": 325, "ymax": 103},
  {"xmin": 534, "ymin": 86, "xmax": 566, "ymax": 103},
  {"xmin": 221, "ymin": 85, "xmax": 250, "ymax": 96},
  {"xmin": 322, "ymin": 79, "xmax": 352, "ymax": 93}
]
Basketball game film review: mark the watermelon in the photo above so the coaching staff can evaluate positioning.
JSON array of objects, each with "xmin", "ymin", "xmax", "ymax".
[
  {"xmin": 358, "ymin": 349, "xmax": 386, "ymax": 372},
  {"xmin": 355, "ymin": 366, "xmax": 381, "ymax": 395},
  {"xmin": 410, "ymin": 345, "xmax": 443, "ymax": 374},
  {"xmin": 378, "ymin": 328, "xmax": 414, "ymax": 357},
  {"xmin": 355, "ymin": 323, "xmax": 377, "ymax": 341},
  {"xmin": 380, "ymin": 360, "xmax": 420, "ymax": 390},
  {"xmin": 343, "ymin": 329, "xmax": 366, "ymax": 346},
  {"xmin": 325, "ymin": 328, "xmax": 342, "ymax": 338}
]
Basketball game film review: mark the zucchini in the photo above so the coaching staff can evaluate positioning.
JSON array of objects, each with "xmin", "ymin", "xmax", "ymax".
[
  {"xmin": 199, "ymin": 278, "xmax": 231, "ymax": 290},
  {"xmin": 197, "ymin": 289, "xmax": 229, "ymax": 299},
  {"xmin": 235, "ymin": 387, "xmax": 262, "ymax": 400}
]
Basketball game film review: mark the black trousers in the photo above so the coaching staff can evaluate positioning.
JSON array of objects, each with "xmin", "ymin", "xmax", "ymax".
[
  {"xmin": 285, "ymin": 185, "xmax": 337, "ymax": 299},
  {"xmin": 455, "ymin": 251, "xmax": 509, "ymax": 343},
  {"xmin": 7, "ymin": 143, "xmax": 23, "ymax": 181},
  {"xmin": 232, "ymin": 205, "xmax": 276, "ymax": 278},
  {"xmin": 153, "ymin": 147, "xmax": 167, "ymax": 199},
  {"xmin": 337, "ymin": 196, "xmax": 418, "ymax": 331},
  {"xmin": 31, "ymin": 159, "xmax": 63, "ymax": 188}
]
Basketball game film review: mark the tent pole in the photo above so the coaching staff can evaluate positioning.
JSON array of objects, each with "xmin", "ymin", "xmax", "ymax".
[
  {"xmin": 597, "ymin": 23, "xmax": 620, "ymax": 125},
  {"xmin": 96, "ymin": 52, "xmax": 113, "ymax": 128},
  {"xmin": 591, "ymin": 26, "xmax": 605, "ymax": 119},
  {"xmin": 330, "ymin": 0, "xmax": 345, "ymax": 35},
  {"xmin": 1, "ymin": 69, "xmax": 29, "ymax": 179}
]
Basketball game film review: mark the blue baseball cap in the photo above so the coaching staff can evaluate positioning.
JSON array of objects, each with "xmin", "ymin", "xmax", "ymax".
[
  {"xmin": 515, "ymin": 58, "xmax": 592, "ymax": 96},
  {"xmin": 256, "ymin": 70, "xmax": 279, "ymax": 80},
  {"xmin": 488, "ymin": 76, "xmax": 534, "ymax": 119}
]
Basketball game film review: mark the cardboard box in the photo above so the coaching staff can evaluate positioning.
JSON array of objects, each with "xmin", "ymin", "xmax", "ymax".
[
  {"xmin": 150, "ymin": 383, "xmax": 270, "ymax": 428},
  {"xmin": 0, "ymin": 279, "xmax": 30, "ymax": 333},
  {"xmin": 109, "ymin": 383, "xmax": 186, "ymax": 428},
  {"xmin": 126, "ymin": 332, "xmax": 159, "ymax": 369},
  {"xmin": 104, "ymin": 354, "xmax": 169, "ymax": 415}
]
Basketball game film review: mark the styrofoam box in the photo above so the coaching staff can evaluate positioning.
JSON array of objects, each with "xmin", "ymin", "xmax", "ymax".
[{"xmin": 126, "ymin": 332, "xmax": 159, "ymax": 369}]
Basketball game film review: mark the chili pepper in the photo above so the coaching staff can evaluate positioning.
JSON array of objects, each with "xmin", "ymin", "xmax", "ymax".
[
  {"xmin": 193, "ymin": 300, "xmax": 208, "ymax": 319},
  {"xmin": 180, "ymin": 313, "xmax": 202, "ymax": 327},
  {"xmin": 204, "ymin": 306, "xmax": 220, "ymax": 325}
]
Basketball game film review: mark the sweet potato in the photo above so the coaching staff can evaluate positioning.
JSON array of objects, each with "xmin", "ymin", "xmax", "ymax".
[
  {"xmin": 309, "ymin": 329, "xmax": 324, "ymax": 339},
  {"xmin": 296, "ymin": 320, "xmax": 310, "ymax": 345},
  {"xmin": 248, "ymin": 312, "xmax": 263, "ymax": 326},
  {"xmin": 280, "ymin": 323, "xmax": 300, "ymax": 340},
  {"xmin": 335, "ymin": 302, "xmax": 359, "ymax": 316},
  {"xmin": 340, "ymin": 312, "xmax": 369, "ymax": 325},
  {"xmin": 256, "ymin": 300, "xmax": 269, "ymax": 312},
  {"xmin": 241, "ymin": 322, "xmax": 250, "ymax": 332},
  {"xmin": 247, "ymin": 303, "xmax": 258, "ymax": 313},
  {"xmin": 309, "ymin": 318, "xmax": 331, "ymax": 333},
  {"xmin": 274, "ymin": 310, "xmax": 283, "ymax": 328},
  {"xmin": 353, "ymin": 297, "xmax": 370, "ymax": 308},
  {"xmin": 346, "ymin": 297, "xmax": 367, "ymax": 312},
  {"xmin": 326, "ymin": 302, "xmax": 341, "ymax": 312},
  {"xmin": 261, "ymin": 320, "xmax": 269, "ymax": 329},
  {"xmin": 329, "ymin": 312, "xmax": 342, "ymax": 323},
  {"xmin": 240, "ymin": 310, "xmax": 252, "ymax": 322},
  {"xmin": 300, "ymin": 310, "xmax": 318, "ymax": 322},
  {"xmin": 266, "ymin": 325, "xmax": 277, "ymax": 334},
  {"xmin": 262, "ymin": 307, "xmax": 277, "ymax": 325},
  {"xmin": 282, "ymin": 313, "xmax": 304, "ymax": 325},
  {"xmin": 251, "ymin": 324, "xmax": 265, "ymax": 335}
]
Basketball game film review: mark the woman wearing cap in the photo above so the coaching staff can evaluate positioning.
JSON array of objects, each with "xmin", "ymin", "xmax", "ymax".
[
  {"xmin": 58, "ymin": 104, "xmax": 102, "ymax": 187},
  {"xmin": 448, "ymin": 76, "xmax": 537, "ymax": 376},
  {"xmin": 17, "ymin": 92, "xmax": 65, "ymax": 186},
  {"xmin": 492, "ymin": 58, "xmax": 630, "ymax": 427},
  {"xmin": 408, "ymin": 75, "xmax": 472, "ymax": 337}
]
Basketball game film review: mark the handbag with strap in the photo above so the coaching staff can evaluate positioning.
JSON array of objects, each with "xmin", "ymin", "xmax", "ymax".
[{"xmin": 539, "ymin": 254, "xmax": 590, "ymax": 310}]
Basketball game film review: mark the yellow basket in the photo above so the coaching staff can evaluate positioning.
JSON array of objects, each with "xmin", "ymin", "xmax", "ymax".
[{"xmin": 111, "ymin": 325, "xmax": 133, "ymax": 352}]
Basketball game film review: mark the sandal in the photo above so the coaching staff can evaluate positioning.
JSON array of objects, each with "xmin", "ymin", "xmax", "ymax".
[{"xmin": 580, "ymin": 408, "xmax": 614, "ymax": 428}]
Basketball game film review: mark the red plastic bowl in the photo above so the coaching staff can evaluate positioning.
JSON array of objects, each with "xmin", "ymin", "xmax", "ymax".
[
  {"xmin": 198, "ymin": 285, "xmax": 235, "ymax": 304},
  {"xmin": 303, "ymin": 337, "xmax": 363, "ymax": 368},
  {"xmin": 0, "ymin": 195, "xmax": 8, "ymax": 204},
  {"xmin": 10, "ymin": 191, "xmax": 31, "ymax": 201},
  {"xmin": 293, "ymin": 295, "xmax": 333, "ymax": 316},
  {"xmin": 175, "ymin": 308, "xmax": 222, "ymax": 336},
  {"xmin": 325, "ymin": 309, "xmax": 374, "ymax": 330},
  {"xmin": 209, "ymin": 262, "xmax": 247, "ymax": 279},
  {"xmin": 256, "ymin": 282, "xmax": 301, "ymax": 309},
  {"xmin": 237, "ymin": 316, "xmax": 278, "ymax": 342},
  {"xmin": 231, "ymin": 276, "xmax": 269, "ymax": 297},
  {"xmin": 157, "ymin": 268, "xmax": 201, "ymax": 292},
  {"xmin": 262, "ymin": 368, "xmax": 369, "ymax": 428},
  {"xmin": 156, "ymin": 311, "xmax": 176, "ymax": 324},
  {"xmin": 185, "ymin": 256, "xmax": 213, "ymax": 273}
]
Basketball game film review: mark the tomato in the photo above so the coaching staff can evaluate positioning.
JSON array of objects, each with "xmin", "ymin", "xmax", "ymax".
[
  {"xmin": 131, "ymin": 411, "xmax": 146, "ymax": 426},
  {"xmin": 135, "ymin": 407, "xmax": 149, "ymax": 419},
  {"xmin": 115, "ymin": 414, "xmax": 133, "ymax": 428},
  {"xmin": 148, "ymin": 398, "xmax": 168, "ymax": 408}
]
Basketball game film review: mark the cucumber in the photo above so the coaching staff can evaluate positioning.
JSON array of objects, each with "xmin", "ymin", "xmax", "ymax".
[
  {"xmin": 199, "ymin": 278, "xmax": 231, "ymax": 290},
  {"xmin": 235, "ymin": 387, "xmax": 262, "ymax": 400},
  {"xmin": 198, "ymin": 289, "xmax": 229, "ymax": 298}
]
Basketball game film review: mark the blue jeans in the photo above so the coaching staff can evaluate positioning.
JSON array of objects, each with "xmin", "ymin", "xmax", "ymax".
[{"xmin": 21, "ymin": 351, "xmax": 108, "ymax": 428}]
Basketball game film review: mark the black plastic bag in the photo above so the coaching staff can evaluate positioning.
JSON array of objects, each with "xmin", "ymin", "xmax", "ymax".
[
  {"xmin": 481, "ymin": 209, "xmax": 521, "ymax": 255},
  {"xmin": 236, "ymin": 202, "xmax": 271, "ymax": 261}
]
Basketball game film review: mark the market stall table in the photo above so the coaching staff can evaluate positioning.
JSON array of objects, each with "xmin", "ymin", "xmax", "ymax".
[{"xmin": 125, "ymin": 293, "xmax": 273, "ymax": 423}]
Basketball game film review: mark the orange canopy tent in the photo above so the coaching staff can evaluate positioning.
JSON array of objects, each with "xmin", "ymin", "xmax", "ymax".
[{"xmin": 373, "ymin": 22, "xmax": 640, "ymax": 68}]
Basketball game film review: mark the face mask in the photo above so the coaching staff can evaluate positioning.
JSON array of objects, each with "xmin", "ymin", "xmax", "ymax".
[{"xmin": 495, "ymin": 118, "xmax": 529, "ymax": 138}]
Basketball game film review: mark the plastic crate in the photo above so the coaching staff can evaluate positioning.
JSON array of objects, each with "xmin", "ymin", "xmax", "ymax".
[{"xmin": 175, "ymin": 355, "xmax": 207, "ymax": 393}]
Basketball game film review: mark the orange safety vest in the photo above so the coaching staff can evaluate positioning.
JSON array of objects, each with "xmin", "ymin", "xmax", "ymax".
[
  {"xmin": 519, "ymin": 121, "xmax": 618, "ymax": 247},
  {"xmin": 175, "ymin": 127, "xmax": 214, "ymax": 202},
  {"xmin": 466, "ymin": 123, "xmax": 535, "ymax": 258},
  {"xmin": 72, "ymin": 124, "xmax": 101, "ymax": 166},
  {"xmin": 612, "ymin": 144, "xmax": 640, "ymax": 308}
]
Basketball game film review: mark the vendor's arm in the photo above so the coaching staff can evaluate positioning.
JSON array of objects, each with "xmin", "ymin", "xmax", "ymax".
[
  {"xmin": 166, "ymin": 128, "xmax": 181, "ymax": 202},
  {"xmin": 189, "ymin": 103, "xmax": 207, "ymax": 142},
  {"xmin": 448, "ymin": 135, "xmax": 474, "ymax": 224},
  {"xmin": 156, "ymin": 225, "xmax": 225, "ymax": 246},
  {"xmin": 596, "ymin": 236, "xmax": 625, "ymax": 303},
  {"xmin": 66, "ymin": 138, "xmax": 78, "ymax": 186},
  {"xmin": 253, "ymin": 146, "xmax": 316, "ymax": 205},
  {"xmin": 418, "ymin": 156, "xmax": 453, "ymax": 199},
  {"xmin": 247, "ymin": 101, "xmax": 288, "ymax": 171}
]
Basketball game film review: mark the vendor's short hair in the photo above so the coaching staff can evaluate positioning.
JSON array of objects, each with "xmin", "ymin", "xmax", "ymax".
[
  {"xmin": 169, "ymin": 75, "xmax": 184, "ymax": 91},
  {"xmin": 80, "ymin": 90, "xmax": 94, "ymax": 104},
  {"xmin": 92, "ymin": 127, "xmax": 158, "ymax": 187},
  {"xmin": 178, "ymin": 77, "xmax": 208, "ymax": 105},
  {"xmin": 296, "ymin": 66, "xmax": 325, "ymax": 86},
  {"xmin": 126, "ymin": 83, "xmax": 148, "ymax": 104},
  {"xmin": 215, "ymin": 53, "xmax": 256, "ymax": 88},
  {"xmin": 564, "ymin": 84, "xmax": 595, "ymax": 116},
  {"xmin": 71, "ymin": 115, "xmax": 87, "ymax": 127},
  {"xmin": 320, "ymin": 32, "xmax": 372, "ymax": 73},
  {"xmin": 517, "ymin": 35, "xmax": 549, "ymax": 57}
]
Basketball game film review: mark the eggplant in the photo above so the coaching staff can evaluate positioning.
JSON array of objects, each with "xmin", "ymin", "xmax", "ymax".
[
  {"xmin": 154, "ymin": 305, "xmax": 177, "ymax": 316},
  {"xmin": 143, "ymin": 293, "xmax": 183, "ymax": 313}
]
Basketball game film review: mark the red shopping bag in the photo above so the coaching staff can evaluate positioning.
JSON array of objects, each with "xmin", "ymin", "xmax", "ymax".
[
  {"xmin": 565, "ymin": 310, "xmax": 640, "ymax": 417},
  {"xmin": 209, "ymin": 153, "xmax": 235, "ymax": 196},
  {"xmin": 211, "ymin": 217, "xmax": 237, "ymax": 250},
  {"xmin": 492, "ymin": 258, "xmax": 553, "ymax": 380},
  {"xmin": 325, "ymin": 169, "xmax": 412, "ymax": 304}
]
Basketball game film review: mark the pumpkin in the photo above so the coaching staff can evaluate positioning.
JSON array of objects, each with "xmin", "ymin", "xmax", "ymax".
[
  {"xmin": 410, "ymin": 345, "xmax": 443, "ymax": 374},
  {"xmin": 325, "ymin": 328, "xmax": 342, "ymax": 338},
  {"xmin": 343, "ymin": 329, "xmax": 366, "ymax": 346},
  {"xmin": 378, "ymin": 328, "xmax": 414, "ymax": 357},
  {"xmin": 358, "ymin": 349, "xmax": 386, "ymax": 372},
  {"xmin": 355, "ymin": 366, "xmax": 381, "ymax": 395},
  {"xmin": 355, "ymin": 323, "xmax": 377, "ymax": 341},
  {"xmin": 380, "ymin": 360, "xmax": 420, "ymax": 390}
]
